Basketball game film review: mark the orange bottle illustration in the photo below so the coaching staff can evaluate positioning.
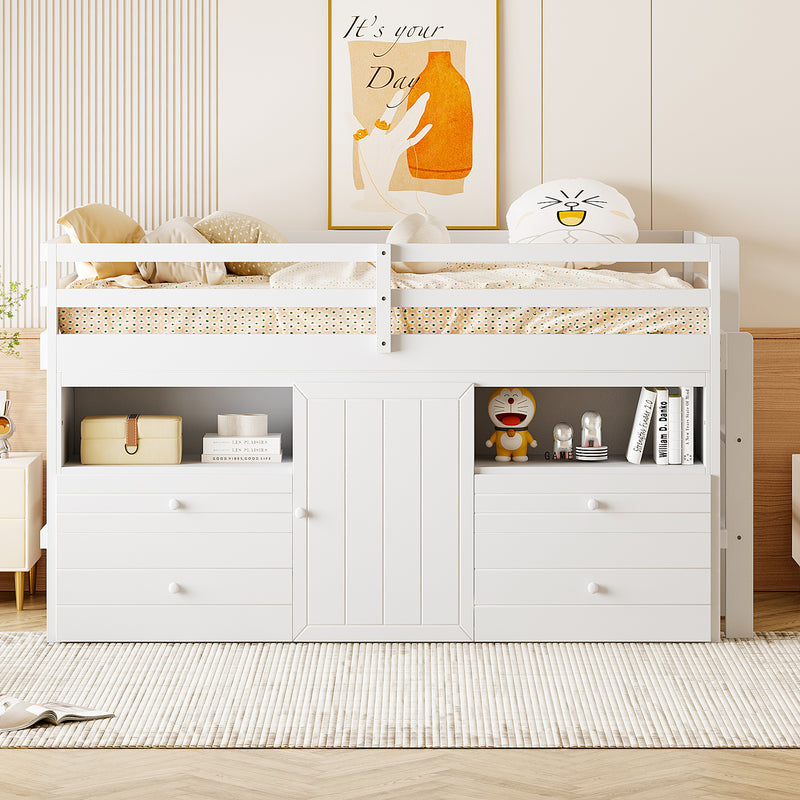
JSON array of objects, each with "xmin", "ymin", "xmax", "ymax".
[{"xmin": 406, "ymin": 50, "xmax": 473, "ymax": 180}]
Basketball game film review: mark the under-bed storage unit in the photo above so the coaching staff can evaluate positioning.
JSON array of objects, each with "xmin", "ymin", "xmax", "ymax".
[{"xmin": 42, "ymin": 230, "xmax": 753, "ymax": 643}]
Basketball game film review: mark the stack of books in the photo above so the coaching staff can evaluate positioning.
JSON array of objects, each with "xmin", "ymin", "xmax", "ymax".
[
  {"xmin": 625, "ymin": 386, "xmax": 695, "ymax": 465},
  {"xmin": 201, "ymin": 414, "xmax": 282, "ymax": 463}
]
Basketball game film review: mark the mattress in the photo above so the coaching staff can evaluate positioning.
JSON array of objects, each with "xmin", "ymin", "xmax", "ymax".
[{"xmin": 58, "ymin": 262, "xmax": 708, "ymax": 335}]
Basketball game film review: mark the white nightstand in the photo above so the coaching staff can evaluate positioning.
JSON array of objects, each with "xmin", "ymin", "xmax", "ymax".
[{"xmin": 0, "ymin": 453, "xmax": 43, "ymax": 610}]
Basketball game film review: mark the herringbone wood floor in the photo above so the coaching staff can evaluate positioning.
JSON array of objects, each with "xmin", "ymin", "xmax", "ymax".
[{"xmin": 2, "ymin": 591, "xmax": 799, "ymax": 800}]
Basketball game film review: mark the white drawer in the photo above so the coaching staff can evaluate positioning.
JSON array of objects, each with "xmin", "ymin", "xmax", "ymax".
[
  {"xmin": 475, "ymin": 473, "xmax": 710, "ymax": 495},
  {"xmin": 475, "ymin": 492, "xmax": 710, "ymax": 515},
  {"xmin": 56, "ymin": 605, "xmax": 292, "ymax": 642},
  {"xmin": 475, "ymin": 512, "xmax": 709, "ymax": 534},
  {"xmin": 475, "ymin": 568, "xmax": 710, "ymax": 606},
  {"xmin": 58, "ymin": 468, "xmax": 291, "ymax": 495},
  {"xmin": 0, "ymin": 519, "xmax": 25, "ymax": 565},
  {"xmin": 58, "ymin": 511, "xmax": 292, "ymax": 534},
  {"xmin": 59, "ymin": 531, "xmax": 292, "ymax": 569},
  {"xmin": 0, "ymin": 469, "xmax": 25, "ymax": 518},
  {"xmin": 475, "ymin": 532, "xmax": 710, "ymax": 569},
  {"xmin": 59, "ymin": 492, "xmax": 292, "ymax": 515},
  {"xmin": 58, "ymin": 568, "xmax": 291, "ymax": 606},
  {"xmin": 474, "ymin": 604, "xmax": 711, "ymax": 642}
]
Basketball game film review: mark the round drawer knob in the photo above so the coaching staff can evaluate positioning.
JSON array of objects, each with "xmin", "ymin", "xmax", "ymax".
[
  {"xmin": 586, "ymin": 497, "xmax": 600, "ymax": 511},
  {"xmin": 294, "ymin": 507, "xmax": 308, "ymax": 519},
  {"xmin": 168, "ymin": 498, "xmax": 182, "ymax": 511},
  {"xmin": 168, "ymin": 582, "xmax": 181, "ymax": 594},
  {"xmin": 587, "ymin": 582, "xmax": 601, "ymax": 595}
]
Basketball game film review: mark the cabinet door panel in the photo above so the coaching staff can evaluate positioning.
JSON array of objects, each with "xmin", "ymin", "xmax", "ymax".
[{"xmin": 294, "ymin": 384, "xmax": 472, "ymax": 640}]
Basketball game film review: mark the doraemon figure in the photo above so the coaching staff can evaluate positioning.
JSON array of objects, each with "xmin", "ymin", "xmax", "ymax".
[
  {"xmin": 506, "ymin": 178, "xmax": 638, "ymax": 268},
  {"xmin": 486, "ymin": 388, "xmax": 537, "ymax": 462}
]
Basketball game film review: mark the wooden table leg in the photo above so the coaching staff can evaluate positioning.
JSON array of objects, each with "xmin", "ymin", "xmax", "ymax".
[
  {"xmin": 29, "ymin": 562, "xmax": 37, "ymax": 596},
  {"xmin": 14, "ymin": 571, "xmax": 24, "ymax": 611}
]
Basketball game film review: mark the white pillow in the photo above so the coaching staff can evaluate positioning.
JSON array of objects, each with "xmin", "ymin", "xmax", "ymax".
[
  {"xmin": 137, "ymin": 217, "xmax": 226, "ymax": 284},
  {"xmin": 506, "ymin": 178, "xmax": 638, "ymax": 268},
  {"xmin": 386, "ymin": 213, "xmax": 450, "ymax": 274}
]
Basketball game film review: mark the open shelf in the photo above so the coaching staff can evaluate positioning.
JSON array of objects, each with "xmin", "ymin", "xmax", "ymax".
[{"xmin": 474, "ymin": 455, "xmax": 708, "ymax": 475}]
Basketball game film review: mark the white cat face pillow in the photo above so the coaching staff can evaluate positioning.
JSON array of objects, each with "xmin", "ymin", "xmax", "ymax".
[{"xmin": 506, "ymin": 178, "xmax": 638, "ymax": 268}]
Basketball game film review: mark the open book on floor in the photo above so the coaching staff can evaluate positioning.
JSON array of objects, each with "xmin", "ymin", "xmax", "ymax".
[{"xmin": 0, "ymin": 696, "xmax": 114, "ymax": 731}]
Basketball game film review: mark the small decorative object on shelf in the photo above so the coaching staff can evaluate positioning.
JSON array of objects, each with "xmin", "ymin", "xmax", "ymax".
[
  {"xmin": 202, "ymin": 412, "xmax": 281, "ymax": 463},
  {"xmin": 0, "ymin": 393, "xmax": 15, "ymax": 458},
  {"xmin": 553, "ymin": 423, "xmax": 573, "ymax": 460},
  {"xmin": 576, "ymin": 410, "xmax": 608, "ymax": 462},
  {"xmin": 485, "ymin": 388, "xmax": 537, "ymax": 462},
  {"xmin": 80, "ymin": 415, "xmax": 182, "ymax": 465}
]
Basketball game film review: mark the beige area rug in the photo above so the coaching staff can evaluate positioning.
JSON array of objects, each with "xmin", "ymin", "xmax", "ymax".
[{"xmin": 1, "ymin": 632, "xmax": 799, "ymax": 748}]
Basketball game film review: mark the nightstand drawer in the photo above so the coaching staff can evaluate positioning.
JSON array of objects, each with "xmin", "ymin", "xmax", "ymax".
[
  {"xmin": 475, "ymin": 568, "xmax": 710, "ymax": 606},
  {"xmin": 475, "ymin": 512, "xmax": 709, "ymax": 534},
  {"xmin": 0, "ymin": 519, "xmax": 25, "ymax": 564},
  {"xmin": 59, "ymin": 492, "xmax": 292, "ymax": 515},
  {"xmin": 0, "ymin": 470, "xmax": 25, "ymax": 518},
  {"xmin": 59, "ymin": 531, "xmax": 292, "ymax": 569},
  {"xmin": 475, "ymin": 532, "xmax": 710, "ymax": 569},
  {"xmin": 475, "ymin": 492, "xmax": 710, "ymax": 515},
  {"xmin": 58, "ymin": 568, "xmax": 292, "ymax": 606},
  {"xmin": 475, "ymin": 473, "xmax": 710, "ymax": 496},
  {"xmin": 58, "ymin": 511, "xmax": 292, "ymax": 534}
]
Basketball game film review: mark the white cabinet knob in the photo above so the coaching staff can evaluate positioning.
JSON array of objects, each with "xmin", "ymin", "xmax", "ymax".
[
  {"xmin": 586, "ymin": 497, "xmax": 600, "ymax": 511},
  {"xmin": 168, "ymin": 582, "xmax": 181, "ymax": 594},
  {"xmin": 294, "ymin": 507, "xmax": 308, "ymax": 519},
  {"xmin": 587, "ymin": 582, "xmax": 600, "ymax": 595},
  {"xmin": 168, "ymin": 498, "xmax": 181, "ymax": 511}
]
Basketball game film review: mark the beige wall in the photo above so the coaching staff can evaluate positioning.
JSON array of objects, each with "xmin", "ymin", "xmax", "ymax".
[{"xmin": 220, "ymin": 0, "xmax": 800, "ymax": 327}]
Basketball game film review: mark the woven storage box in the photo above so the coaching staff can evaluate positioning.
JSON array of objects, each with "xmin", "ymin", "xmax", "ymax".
[{"xmin": 80, "ymin": 414, "xmax": 182, "ymax": 465}]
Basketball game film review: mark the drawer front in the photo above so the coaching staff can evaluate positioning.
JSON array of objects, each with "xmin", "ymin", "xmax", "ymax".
[
  {"xmin": 59, "ymin": 532, "xmax": 292, "ymax": 569},
  {"xmin": 476, "ymin": 568, "xmax": 710, "ymax": 606},
  {"xmin": 58, "ymin": 511, "xmax": 292, "ymax": 534},
  {"xmin": 59, "ymin": 492, "xmax": 292, "ymax": 515},
  {"xmin": 475, "ymin": 512, "xmax": 710, "ymax": 534},
  {"xmin": 475, "ymin": 492, "xmax": 710, "ymax": 515},
  {"xmin": 0, "ymin": 469, "xmax": 25, "ymax": 519},
  {"xmin": 58, "ymin": 568, "xmax": 292, "ymax": 606},
  {"xmin": 475, "ymin": 532, "xmax": 710, "ymax": 569},
  {"xmin": 475, "ymin": 473, "xmax": 711, "ymax": 496},
  {"xmin": 0, "ymin": 519, "xmax": 25, "ymax": 566},
  {"xmin": 58, "ymin": 470, "xmax": 292, "ymax": 496},
  {"xmin": 474, "ymin": 604, "xmax": 711, "ymax": 642},
  {"xmin": 56, "ymin": 605, "xmax": 292, "ymax": 642}
]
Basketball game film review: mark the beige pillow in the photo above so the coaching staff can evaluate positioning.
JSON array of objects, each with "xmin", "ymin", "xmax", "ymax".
[
  {"xmin": 57, "ymin": 203, "xmax": 144, "ymax": 279},
  {"xmin": 194, "ymin": 211, "xmax": 287, "ymax": 276},
  {"xmin": 137, "ymin": 217, "xmax": 226, "ymax": 285}
]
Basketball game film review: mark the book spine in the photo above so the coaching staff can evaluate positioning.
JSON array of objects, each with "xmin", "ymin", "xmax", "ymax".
[
  {"xmin": 626, "ymin": 387, "xmax": 657, "ymax": 464},
  {"xmin": 667, "ymin": 394, "xmax": 682, "ymax": 464},
  {"xmin": 681, "ymin": 386, "xmax": 695, "ymax": 464},
  {"xmin": 201, "ymin": 453, "xmax": 282, "ymax": 463},
  {"xmin": 653, "ymin": 388, "xmax": 669, "ymax": 465},
  {"xmin": 203, "ymin": 444, "xmax": 281, "ymax": 455}
]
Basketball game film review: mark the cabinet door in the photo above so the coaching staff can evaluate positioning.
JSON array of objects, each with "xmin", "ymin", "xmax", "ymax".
[{"xmin": 293, "ymin": 383, "xmax": 473, "ymax": 641}]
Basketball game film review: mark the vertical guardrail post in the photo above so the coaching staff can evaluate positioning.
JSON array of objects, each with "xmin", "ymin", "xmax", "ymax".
[{"xmin": 376, "ymin": 245, "xmax": 392, "ymax": 353}]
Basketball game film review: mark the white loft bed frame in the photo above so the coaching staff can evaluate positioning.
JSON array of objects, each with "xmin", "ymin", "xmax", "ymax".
[{"xmin": 41, "ymin": 230, "xmax": 754, "ymax": 640}]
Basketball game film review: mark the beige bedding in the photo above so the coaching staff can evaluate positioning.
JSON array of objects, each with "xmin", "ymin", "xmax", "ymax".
[{"xmin": 58, "ymin": 262, "xmax": 708, "ymax": 335}]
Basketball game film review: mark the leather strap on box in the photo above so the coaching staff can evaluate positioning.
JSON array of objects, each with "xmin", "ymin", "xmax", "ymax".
[{"xmin": 125, "ymin": 414, "xmax": 140, "ymax": 455}]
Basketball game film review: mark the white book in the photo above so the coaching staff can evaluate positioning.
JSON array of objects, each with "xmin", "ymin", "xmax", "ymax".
[
  {"xmin": 0, "ymin": 696, "xmax": 113, "ymax": 731},
  {"xmin": 202, "ymin": 433, "xmax": 281, "ymax": 454},
  {"xmin": 667, "ymin": 394, "xmax": 682, "ymax": 464},
  {"xmin": 201, "ymin": 453, "xmax": 282, "ymax": 463},
  {"xmin": 681, "ymin": 386, "xmax": 695, "ymax": 464},
  {"xmin": 653, "ymin": 387, "xmax": 669, "ymax": 465},
  {"xmin": 626, "ymin": 387, "xmax": 657, "ymax": 464}
]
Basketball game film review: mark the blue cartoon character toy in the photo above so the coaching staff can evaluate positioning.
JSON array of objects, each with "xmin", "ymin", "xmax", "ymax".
[{"xmin": 486, "ymin": 388, "xmax": 537, "ymax": 462}]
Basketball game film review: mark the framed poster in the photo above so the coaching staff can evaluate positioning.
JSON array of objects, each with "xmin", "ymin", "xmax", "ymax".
[{"xmin": 328, "ymin": 0, "xmax": 498, "ymax": 229}]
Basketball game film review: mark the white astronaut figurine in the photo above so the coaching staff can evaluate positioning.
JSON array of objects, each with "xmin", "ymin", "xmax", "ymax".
[
  {"xmin": 0, "ymin": 412, "xmax": 14, "ymax": 458},
  {"xmin": 553, "ymin": 423, "xmax": 573, "ymax": 460},
  {"xmin": 581, "ymin": 411, "xmax": 602, "ymax": 448}
]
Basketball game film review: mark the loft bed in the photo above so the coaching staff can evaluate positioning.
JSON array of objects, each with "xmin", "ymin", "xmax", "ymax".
[{"xmin": 41, "ymin": 230, "xmax": 753, "ymax": 643}]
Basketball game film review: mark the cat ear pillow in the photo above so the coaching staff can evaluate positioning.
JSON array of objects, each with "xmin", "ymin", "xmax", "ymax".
[{"xmin": 506, "ymin": 178, "xmax": 638, "ymax": 268}]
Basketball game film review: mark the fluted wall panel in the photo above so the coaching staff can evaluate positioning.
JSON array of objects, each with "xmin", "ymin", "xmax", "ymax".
[{"xmin": 0, "ymin": 0, "xmax": 217, "ymax": 328}]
